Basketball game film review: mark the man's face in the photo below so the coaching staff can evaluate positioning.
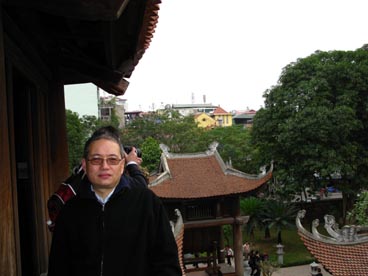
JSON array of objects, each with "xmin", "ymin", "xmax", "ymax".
[{"xmin": 82, "ymin": 139, "xmax": 125, "ymax": 191}]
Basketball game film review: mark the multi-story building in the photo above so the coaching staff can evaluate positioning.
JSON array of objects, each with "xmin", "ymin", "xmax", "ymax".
[
  {"xmin": 169, "ymin": 103, "xmax": 219, "ymax": 116},
  {"xmin": 232, "ymin": 109, "xmax": 257, "ymax": 127},
  {"xmin": 99, "ymin": 95, "xmax": 127, "ymax": 128},
  {"xmin": 194, "ymin": 113, "xmax": 216, "ymax": 128},
  {"xmin": 212, "ymin": 106, "xmax": 233, "ymax": 127}
]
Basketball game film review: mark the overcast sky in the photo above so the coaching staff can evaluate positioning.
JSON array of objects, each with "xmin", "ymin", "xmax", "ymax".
[{"xmin": 123, "ymin": 0, "xmax": 368, "ymax": 112}]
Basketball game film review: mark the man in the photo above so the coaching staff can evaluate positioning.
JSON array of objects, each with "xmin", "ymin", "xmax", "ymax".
[
  {"xmin": 47, "ymin": 134, "xmax": 146, "ymax": 232},
  {"xmin": 48, "ymin": 126, "xmax": 181, "ymax": 276}
]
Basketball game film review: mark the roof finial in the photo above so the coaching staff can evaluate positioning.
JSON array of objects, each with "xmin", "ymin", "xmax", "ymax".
[
  {"xmin": 159, "ymin": 144, "xmax": 170, "ymax": 155},
  {"xmin": 206, "ymin": 141, "xmax": 219, "ymax": 155}
]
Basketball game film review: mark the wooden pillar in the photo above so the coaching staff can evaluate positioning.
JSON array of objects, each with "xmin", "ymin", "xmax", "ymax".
[
  {"xmin": 0, "ymin": 9, "xmax": 19, "ymax": 276},
  {"xmin": 47, "ymin": 74, "xmax": 69, "ymax": 192},
  {"xmin": 233, "ymin": 196, "xmax": 244, "ymax": 276}
]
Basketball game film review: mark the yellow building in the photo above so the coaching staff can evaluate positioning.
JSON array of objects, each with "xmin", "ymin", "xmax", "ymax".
[
  {"xmin": 194, "ymin": 113, "xmax": 216, "ymax": 128},
  {"xmin": 212, "ymin": 106, "xmax": 233, "ymax": 127}
]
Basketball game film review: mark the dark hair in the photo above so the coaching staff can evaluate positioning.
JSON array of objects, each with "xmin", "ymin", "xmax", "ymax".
[{"xmin": 83, "ymin": 126, "xmax": 124, "ymax": 158}]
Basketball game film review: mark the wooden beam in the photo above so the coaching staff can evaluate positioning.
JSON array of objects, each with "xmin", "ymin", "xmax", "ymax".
[
  {"xmin": 2, "ymin": 0, "xmax": 130, "ymax": 21},
  {"xmin": 184, "ymin": 216, "xmax": 249, "ymax": 229},
  {"xmin": 60, "ymin": 55, "xmax": 123, "ymax": 83},
  {"xmin": 93, "ymin": 78, "xmax": 129, "ymax": 96}
]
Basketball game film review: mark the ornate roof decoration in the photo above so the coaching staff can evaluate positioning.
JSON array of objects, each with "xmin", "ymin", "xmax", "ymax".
[
  {"xmin": 296, "ymin": 210, "xmax": 368, "ymax": 275},
  {"xmin": 149, "ymin": 143, "xmax": 273, "ymax": 199}
]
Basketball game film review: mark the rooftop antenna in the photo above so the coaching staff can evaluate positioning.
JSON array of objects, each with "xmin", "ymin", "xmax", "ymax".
[{"xmin": 191, "ymin": 92, "xmax": 195, "ymax": 104}]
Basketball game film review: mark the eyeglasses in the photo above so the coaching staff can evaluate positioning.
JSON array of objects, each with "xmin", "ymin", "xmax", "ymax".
[{"xmin": 87, "ymin": 157, "xmax": 122, "ymax": 166}]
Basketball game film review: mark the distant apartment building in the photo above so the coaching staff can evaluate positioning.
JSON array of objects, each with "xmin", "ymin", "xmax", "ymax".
[
  {"xmin": 125, "ymin": 110, "xmax": 144, "ymax": 125},
  {"xmin": 194, "ymin": 113, "xmax": 216, "ymax": 128},
  {"xmin": 212, "ymin": 106, "xmax": 232, "ymax": 127},
  {"xmin": 99, "ymin": 96, "xmax": 126, "ymax": 128},
  {"xmin": 65, "ymin": 84, "xmax": 127, "ymax": 128},
  {"xmin": 169, "ymin": 103, "xmax": 219, "ymax": 116},
  {"xmin": 232, "ymin": 109, "xmax": 257, "ymax": 127},
  {"xmin": 174, "ymin": 104, "xmax": 233, "ymax": 128}
]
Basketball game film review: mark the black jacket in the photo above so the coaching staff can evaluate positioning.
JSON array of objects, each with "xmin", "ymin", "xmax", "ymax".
[{"xmin": 48, "ymin": 172, "xmax": 181, "ymax": 276}]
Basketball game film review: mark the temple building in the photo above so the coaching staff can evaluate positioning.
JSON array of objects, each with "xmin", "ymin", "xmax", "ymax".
[{"xmin": 149, "ymin": 142, "xmax": 273, "ymax": 276}]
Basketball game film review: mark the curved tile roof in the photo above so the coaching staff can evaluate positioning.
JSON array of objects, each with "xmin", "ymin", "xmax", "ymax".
[
  {"xmin": 149, "ymin": 144, "xmax": 272, "ymax": 199},
  {"xmin": 296, "ymin": 210, "xmax": 368, "ymax": 276}
]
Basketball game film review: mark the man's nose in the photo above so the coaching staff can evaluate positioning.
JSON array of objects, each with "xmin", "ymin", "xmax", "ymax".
[{"xmin": 100, "ymin": 159, "xmax": 110, "ymax": 168}]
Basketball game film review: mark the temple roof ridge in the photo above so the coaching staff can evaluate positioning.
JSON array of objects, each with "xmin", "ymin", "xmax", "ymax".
[
  {"xmin": 296, "ymin": 210, "xmax": 368, "ymax": 245},
  {"xmin": 149, "ymin": 142, "xmax": 273, "ymax": 198}
]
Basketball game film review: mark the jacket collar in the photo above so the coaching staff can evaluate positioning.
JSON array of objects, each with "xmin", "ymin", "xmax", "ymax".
[{"xmin": 78, "ymin": 173, "xmax": 131, "ymax": 199}]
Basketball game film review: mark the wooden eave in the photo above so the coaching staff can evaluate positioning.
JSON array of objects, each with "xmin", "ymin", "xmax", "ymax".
[
  {"xmin": 2, "ymin": 0, "xmax": 161, "ymax": 96},
  {"xmin": 3, "ymin": 0, "xmax": 131, "ymax": 21}
]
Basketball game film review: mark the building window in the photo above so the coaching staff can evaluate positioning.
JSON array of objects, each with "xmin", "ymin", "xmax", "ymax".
[{"xmin": 100, "ymin": 107, "xmax": 112, "ymax": 121}]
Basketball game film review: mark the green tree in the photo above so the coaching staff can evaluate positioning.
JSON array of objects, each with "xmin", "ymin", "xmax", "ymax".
[
  {"xmin": 66, "ymin": 110, "xmax": 89, "ymax": 171},
  {"xmin": 240, "ymin": 197, "xmax": 267, "ymax": 240},
  {"xmin": 66, "ymin": 109, "xmax": 119, "ymax": 172},
  {"xmin": 140, "ymin": 136, "xmax": 162, "ymax": 173},
  {"xmin": 203, "ymin": 125, "xmax": 261, "ymax": 173},
  {"xmin": 121, "ymin": 110, "xmax": 207, "ymax": 153},
  {"xmin": 252, "ymin": 47, "xmax": 368, "ymax": 220},
  {"xmin": 347, "ymin": 191, "xmax": 368, "ymax": 225},
  {"xmin": 262, "ymin": 200, "xmax": 298, "ymax": 244},
  {"xmin": 99, "ymin": 97, "xmax": 120, "ymax": 129},
  {"xmin": 121, "ymin": 110, "xmax": 268, "ymax": 174}
]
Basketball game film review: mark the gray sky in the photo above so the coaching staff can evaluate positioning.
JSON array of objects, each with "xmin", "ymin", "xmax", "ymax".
[{"xmin": 122, "ymin": 0, "xmax": 368, "ymax": 112}]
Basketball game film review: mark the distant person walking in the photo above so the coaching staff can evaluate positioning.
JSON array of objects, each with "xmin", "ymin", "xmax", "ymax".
[
  {"xmin": 224, "ymin": 245, "xmax": 234, "ymax": 265},
  {"xmin": 243, "ymin": 242, "xmax": 250, "ymax": 259}
]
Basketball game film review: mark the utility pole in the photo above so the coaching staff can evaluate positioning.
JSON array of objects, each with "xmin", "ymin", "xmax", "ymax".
[{"xmin": 97, "ymin": 86, "xmax": 101, "ymax": 119}]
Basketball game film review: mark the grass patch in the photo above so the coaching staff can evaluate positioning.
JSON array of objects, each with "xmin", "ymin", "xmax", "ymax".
[{"xmin": 243, "ymin": 227, "xmax": 315, "ymax": 267}]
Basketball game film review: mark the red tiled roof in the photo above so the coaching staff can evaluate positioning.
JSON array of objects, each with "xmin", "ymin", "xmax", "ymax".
[
  {"xmin": 175, "ymin": 226, "xmax": 186, "ymax": 276},
  {"xmin": 296, "ymin": 210, "xmax": 368, "ymax": 276},
  {"xmin": 138, "ymin": 0, "xmax": 161, "ymax": 51},
  {"xmin": 133, "ymin": 0, "xmax": 161, "ymax": 71},
  {"xmin": 213, "ymin": 106, "xmax": 229, "ymax": 115},
  {"xmin": 299, "ymin": 232, "xmax": 368, "ymax": 276},
  {"xmin": 149, "ymin": 146, "xmax": 272, "ymax": 199}
]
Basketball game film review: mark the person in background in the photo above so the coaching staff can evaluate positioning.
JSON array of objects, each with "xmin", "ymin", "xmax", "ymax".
[
  {"xmin": 224, "ymin": 245, "xmax": 234, "ymax": 266},
  {"xmin": 243, "ymin": 242, "xmax": 250, "ymax": 260},
  {"xmin": 48, "ymin": 126, "xmax": 181, "ymax": 276}
]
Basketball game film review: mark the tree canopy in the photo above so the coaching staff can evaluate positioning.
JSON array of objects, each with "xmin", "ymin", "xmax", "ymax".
[
  {"xmin": 252, "ymin": 47, "xmax": 368, "ymax": 207},
  {"xmin": 65, "ymin": 110, "xmax": 119, "ymax": 172},
  {"xmin": 120, "ymin": 110, "xmax": 262, "ymax": 174}
]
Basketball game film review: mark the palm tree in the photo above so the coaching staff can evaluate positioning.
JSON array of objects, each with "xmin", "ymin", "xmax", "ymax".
[
  {"xmin": 240, "ymin": 197, "xmax": 267, "ymax": 240},
  {"xmin": 262, "ymin": 200, "xmax": 299, "ymax": 244}
]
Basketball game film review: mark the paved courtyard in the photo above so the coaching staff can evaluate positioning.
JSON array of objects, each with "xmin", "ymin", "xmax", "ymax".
[
  {"xmin": 273, "ymin": 264, "xmax": 331, "ymax": 276},
  {"xmin": 187, "ymin": 263, "xmax": 332, "ymax": 276}
]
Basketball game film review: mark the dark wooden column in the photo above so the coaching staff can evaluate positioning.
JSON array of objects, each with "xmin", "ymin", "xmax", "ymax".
[
  {"xmin": 47, "ymin": 75, "xmax": 69, "ymax": 193},
  {"xmin": 0, "ymin": 10, "xmax": 19, "ymax": 276},
  {"xmin": 232, "ymin": 196, "xmax": 244, "ymax": 276}
]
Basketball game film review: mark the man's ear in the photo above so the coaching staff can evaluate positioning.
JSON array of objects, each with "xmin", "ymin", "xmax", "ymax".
[
  {"xmin": 81, "ymin": 159, "xmax": 87, "ymax": 172},
  {"xmin": 120, "ymin": 159, "xmax": 126, "ymax": 174}
]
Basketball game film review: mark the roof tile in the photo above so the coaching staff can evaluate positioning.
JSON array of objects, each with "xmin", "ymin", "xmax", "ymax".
[{"xmin": 150, "ymin": 152, "xmax": 272, "ymax": 199}]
